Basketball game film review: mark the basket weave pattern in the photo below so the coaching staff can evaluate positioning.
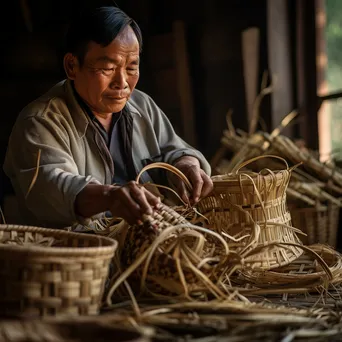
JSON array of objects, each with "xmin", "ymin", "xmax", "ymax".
[
  {"xmin": 117, "ymin": 204, "xmax": 230, "ymax": 297},
  {"xmin": 197, "ymin": 167, "xmax": 303, "ymax": 270},
  {"xmin": 290, "ymin": 203, "xmax": 340, "ymax": 248},
  {"xmin": 0, "ymin": 225, "xmax": 117, "ymax": 318},
  {"xmin": 237, "ymin": 244, "xmax": 341, "ymax": 288}
]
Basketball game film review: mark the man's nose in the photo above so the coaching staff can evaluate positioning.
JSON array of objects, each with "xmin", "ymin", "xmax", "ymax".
[{"xmin": 110, "ymin": 69, "xmax": 127, "ymax": 89}]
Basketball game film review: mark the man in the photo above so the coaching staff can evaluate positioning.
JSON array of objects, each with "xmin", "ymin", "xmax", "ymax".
[{"xmin": 4, "ymin": 6, "xmax": 213, "ymax": 229}]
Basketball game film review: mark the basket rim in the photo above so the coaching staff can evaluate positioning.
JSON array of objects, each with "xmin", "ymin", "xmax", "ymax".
[
  {"xmin": 0, "ymin": 224, "xmax": 117, "ymax": 257},
  {"xmin": 211, "ymin": 170, "xmax": 289, "ymax": 183}
]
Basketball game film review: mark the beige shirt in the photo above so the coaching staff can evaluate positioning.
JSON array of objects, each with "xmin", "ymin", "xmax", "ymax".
[{"xmin": 4, "ymin": 80, "xmax": 211, "ymax": 228}]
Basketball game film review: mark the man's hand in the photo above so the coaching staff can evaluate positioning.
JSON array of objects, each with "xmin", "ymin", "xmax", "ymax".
[
  {"xmin": 107, "ymin": 181, "xmax": 161, "ymax": 224},
  {"xmin": 172, "ymin": 156, "xmax": 213, "ymax": 204},
  {"xmin": 75, "ymin": 182, "xmax": 161, "ymax": 225}
]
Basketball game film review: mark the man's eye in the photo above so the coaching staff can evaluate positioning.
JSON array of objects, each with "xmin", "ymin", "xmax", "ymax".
[
  {"xmin": 127, "ymin": 68, "xmax": 138, "ymax": 73},
  {"xmin": 101, "ymin": 68, "xmax": 114, "ymax": 75}
]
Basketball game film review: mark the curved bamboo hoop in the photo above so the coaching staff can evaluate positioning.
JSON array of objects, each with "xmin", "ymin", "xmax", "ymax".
[
  {"xmin": 232, "ymin": 154, "xmax": 289, "ymax": 173},
  {"xmin": 136, "ymin": 162, "xmax": 193, "ymax": 192}
]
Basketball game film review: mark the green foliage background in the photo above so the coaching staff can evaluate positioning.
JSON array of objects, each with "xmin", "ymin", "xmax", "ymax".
[{"xmin": 326, "ymin": 0, "xmax": 342, "ymax": 155}]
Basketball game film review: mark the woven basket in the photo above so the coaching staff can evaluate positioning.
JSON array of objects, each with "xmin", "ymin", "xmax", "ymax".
[
  {"xmin": 197, "ymin": 155, "xmax": 304, "ymax": 270},
  {"xmin": 0, "ymin": 320, "xmax": 149, "ymax": 342},
  {"xmin": 109, "ymin": 202, "xmax": 233, "ymax": 300},
  {"xmin": 0, "ymin": 224, "xmax": 117, "ymax": 318},
  {"xmin": 289, "ymin": 202, "xmax": 340, "ymax": 248},
  {"xmin": 106, "ymin": 163, "xmax": 234, "ymax": 301},
  {"xmin": 237, "ymin": 244, "xmax": 339, "ymax": 289}
]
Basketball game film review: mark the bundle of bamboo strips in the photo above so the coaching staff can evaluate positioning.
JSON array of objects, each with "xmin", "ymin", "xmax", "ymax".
[{"xmin": 213, "ymin": 111, "xmax": 342, "ymax": 247}]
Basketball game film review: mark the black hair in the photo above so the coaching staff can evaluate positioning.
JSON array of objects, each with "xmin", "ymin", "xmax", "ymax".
[{"xmin": 64, "ymin": 6, "xmax": 142, "ymax": 65}]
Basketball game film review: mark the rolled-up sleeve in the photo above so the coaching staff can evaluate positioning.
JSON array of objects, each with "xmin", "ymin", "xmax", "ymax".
[
  {"xmin": 4, "ymin": 114, "xmax": 98, "ymax": 228},
  {"xmin": 146, "ymin": 96, "xmax": 211, "ymax": 176}
]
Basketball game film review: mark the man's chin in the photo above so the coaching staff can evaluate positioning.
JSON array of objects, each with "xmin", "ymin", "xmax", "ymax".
[{"xmin": 105, "ymin": 101, "xmax": 127, "ymax": 113}]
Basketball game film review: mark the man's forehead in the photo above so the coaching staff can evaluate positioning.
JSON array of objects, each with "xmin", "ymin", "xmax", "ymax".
[
  {"xmin": 94, "ymin": 55, "xmax": 139, "ymax": 63},
  {"xmin": 84, "ymin": 42, "xmax": 140, "ymax": 63}
]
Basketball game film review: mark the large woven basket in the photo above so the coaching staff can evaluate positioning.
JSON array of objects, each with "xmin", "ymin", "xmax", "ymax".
[
  {"xmin": 0, "ymin": 320, "xmax": 149, "ymax": 342},
  {"xmin": 197, "ymin": 156, "xmax": 304, "ymax": 270},
  {"xmin": 289, "ymin": 202, "xmax": 340, "ymax": 248},
  {"xmin": 0, "ymin": 224, "xmax": 117, "ymax": 318}
]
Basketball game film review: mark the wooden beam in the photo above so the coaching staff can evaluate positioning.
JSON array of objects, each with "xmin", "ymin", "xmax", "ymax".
[
  {"xmin": 242, "ymin": 27, "xmax": 260, "ymax": 130},
  {"xmin": 296, "ymin": 0, "xmax": 319, "ymax": 149},
  {"xmin": 173, "ymin": 21, "xmax": 197, "ymax": 147},
  {"xmin": 267, "ymin": 0, "xmax": 294, "ymax": 136},
  {"xmin": 316, "ymin": 0, "xmax": 331, "ymax": 160},
  {"xmin": 319, "ymin": 91, "xmax": 342, "ymax": 102}
]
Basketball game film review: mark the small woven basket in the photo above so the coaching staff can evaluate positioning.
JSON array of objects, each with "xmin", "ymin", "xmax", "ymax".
[
  {"xmin": 0, "ymin": 224, "xmax": 117, "ymax": 318},
  {"xmin": 197, "ymin": 155, "xmax": 304, "ymax": 270}
]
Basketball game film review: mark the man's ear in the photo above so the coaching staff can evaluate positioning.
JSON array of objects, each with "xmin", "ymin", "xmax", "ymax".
[{"xmin": 63, "ymin": 53, "xmax": 79, "ymax": 80}]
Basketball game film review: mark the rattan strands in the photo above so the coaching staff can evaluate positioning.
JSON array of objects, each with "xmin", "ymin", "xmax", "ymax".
[
  {"xmin": 108, "ymin": 203, "xmax": 235, "ymax": 302},
  {"xmin": 107, "ymin": 163, "xmax": 246, "ymax": 302}
]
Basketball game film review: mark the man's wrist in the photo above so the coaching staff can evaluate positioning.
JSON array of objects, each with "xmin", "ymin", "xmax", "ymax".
[{"xmin": 173, "ymin": 155, "xmax": 200, "ymax": 168}]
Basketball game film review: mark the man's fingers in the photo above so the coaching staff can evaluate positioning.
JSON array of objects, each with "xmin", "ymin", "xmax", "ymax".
[
  {"xmin": 174, "ymin": 180, "xmax": 190, "ymax": 205},
  {"xmin": 120, "ymin": 208, "xmax": 139, "ymax": 225},
  {"xmin": 128, "ymin": 182, "xmax": 153, "ymax": 215},
  {"xmin": 143, "ymin": 187, "xmax": 161, "ymax": 208},
  {"xmin": 187, "ymin": 169, "xmax": 203, "ymax": 203},
  {"xmin": 200, "ymin": 173, "xmax": 214, "ymax": 198},
  {"xmin": 120, "ymin": 188, "xmax": 144, "ymax": 221}
]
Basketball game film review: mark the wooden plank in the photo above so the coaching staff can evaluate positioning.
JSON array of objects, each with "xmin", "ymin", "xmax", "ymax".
[
  {"xmin": 316, "ymin": 0, "xmax": 331, "ymax": 161},
  {"xmin": 173, "ymin": 20, "xmax": 197, "ymax": 147},
  {"xmin": 242, "ymin": 27, "xmax": 260, "ymax": 130},
  {"xmin": 296, "ymin": 0, "xmax": 319, "ymax": 149},
  {"xmin": 267, "ymin": 0, "xmax": 294, "ymax": 135}
]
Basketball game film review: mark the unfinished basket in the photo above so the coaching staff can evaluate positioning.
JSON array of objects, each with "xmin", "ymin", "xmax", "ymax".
[
  {"xmin": 197, "ymin": 155, "xmax": 304, "ymax": 270},
  {"xmin": 106, "ymin": 163, "xmax": 235, "ymax": 301},
  {"xmin": 0, "ymin": 224, "xmax": 117, "ymax": 318}
]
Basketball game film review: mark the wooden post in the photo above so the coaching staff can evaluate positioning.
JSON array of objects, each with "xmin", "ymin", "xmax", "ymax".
[
  {"xmin": 267, "ymin": 0, "xmax": 294, "ymax": 135},
  {"xmin": 296, "ymin": 0, "xmax": 319, "ymax": 149},
  {"xmin": 242, "ymin": 27, "xmax": 260, "ymax": 131},
  {"xmin": 173, "ymin": 20, "xmax": 197, "ymax": 147},
  {"xmin": 316, "ymin": 0, "xmax": 331, "ymax": 161}
]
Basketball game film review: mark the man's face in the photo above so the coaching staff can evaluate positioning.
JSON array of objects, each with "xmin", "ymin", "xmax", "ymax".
[{"xmin": 72, "ymin": 26, "xmax": 140, "ymax": 115}]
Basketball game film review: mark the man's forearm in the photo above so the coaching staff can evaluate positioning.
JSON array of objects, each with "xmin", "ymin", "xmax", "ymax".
[{"xmin": 75, "ymin": 183, "xmax": 114, "ymax": 218}]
